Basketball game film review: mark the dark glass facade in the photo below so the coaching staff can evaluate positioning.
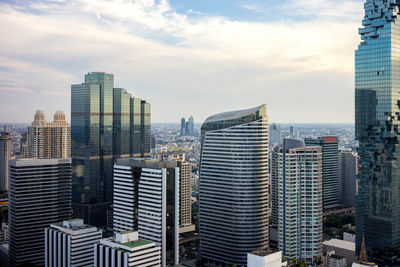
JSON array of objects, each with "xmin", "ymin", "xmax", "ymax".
[
  {"xmin": 71, "ymin": 72, "xmax": 151, "ymax": 227},
  {"xmin": 304, "ymin": 136, "xmax": 339, "ymax": 210},
  {"xmin": 355, "ymin": 0, "xmax": 400, "ymax": 258}
]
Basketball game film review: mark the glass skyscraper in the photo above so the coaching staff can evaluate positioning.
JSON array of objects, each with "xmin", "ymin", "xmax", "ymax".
[
  {"xmin": 355, "ymin": 0, "xmax": 400, "ymax": 258},
  {"xmin": 71, "ymin": 72, "xmax": 151, "ymax": 227},
  {"xmin": 199, "ymin": 105, "xmax": 269, "ymax": 265}
]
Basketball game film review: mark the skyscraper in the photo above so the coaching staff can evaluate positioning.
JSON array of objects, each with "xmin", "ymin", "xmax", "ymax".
[
  {"xmin": 71, "ymin": 72, "xmax": 151, "ymax": 227},
  {"xmin": 273, "ymin": 139, "xmax": 323, "ymax": 264},
  {"xmin": 188, "ymin": 116, "xmax": 194, "ymax": 136},
  {"xmin": 199, "ymin": 105, "xmax": 269, "ymax": 265},
  {"xmin": 45, "ymin": 219, "xmax": 102, "ymax": 267},
  {"xmin": 9, "ymin": 158, "xmax": 71, "ymax": 267},
  {"xmin": 339, "ymin": 151, "xmax": 357, "ymax": 207},
  {"xmin": 355, "ymin": 0, "xmax": 400, "ymax": 257},
  {"xmin": 27, "ymin": 110, "xmax": 71, "ymax": 159},
  {"xmin": 3, "ymin": 125, "xmax": 12, "ymax": 133},
  {"xmin": 180, "ymin": 118, "xmax": 186, "ymax": 136},
  {"xmin": 269, "ymin": 123, "xmax": 282, "ymax": 147},
  {"xmin": 0, "ymin": 132, "xmax": 12, "ymax": 192},
  {"xmin": 113, "ymin": 158, "xmax": 180, "ymax": 267},
  {"xmin": 305, "ymin": 136, "xmax": 339, "ymax": 209}
]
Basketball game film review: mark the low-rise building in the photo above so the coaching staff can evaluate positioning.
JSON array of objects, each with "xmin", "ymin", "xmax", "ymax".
[
  {"xmin": 45, "ymin": 219, "xmax": 102, "ymax": 267},
  {"xmin": 323, "ymin": 239, "xmax": 355, "ymax": 267},
  {"xmin": 95, "ymin": 231, "xmax": 161, "ymax": 267},
  {"xmin": 247, "ymin": 250, "xmax": 285, "ymax": 267}
]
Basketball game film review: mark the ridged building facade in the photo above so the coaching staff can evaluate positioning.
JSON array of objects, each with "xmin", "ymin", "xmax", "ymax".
[
  {"xmin": 9, "ymin": 158, "xmax": 71, "ymax": 267},
  {"xmin": 199, "ymin": 105, "xmax": 269, "ymax": 265}
]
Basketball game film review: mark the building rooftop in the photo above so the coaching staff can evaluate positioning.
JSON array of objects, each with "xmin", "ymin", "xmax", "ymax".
[
  {"xmin": 204, "ymin": 104, "xmax": 265, "ymax": 124},
  {"xmin": 122, "ymin": 239, "xmax": 152, "ymax": 248},
  {"xmin": 323, "ymin": 239, "xmax": 355, "ymax": 252},
  {"xmin": 249, "ymin": 249, "xmax": 280, "ymax": 257},
  {"xmin": 116, "ymin": 158, "xmax": 177, "ymax": 169}
]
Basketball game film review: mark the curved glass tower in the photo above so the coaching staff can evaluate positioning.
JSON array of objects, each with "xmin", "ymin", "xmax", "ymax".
[
  {"xmin": 355, "ymin": 0, "xmax": 400, "ymax": 258},
  {"xmin": 199, "ymin": 105, "xmax": 269, "ymax": 265}
]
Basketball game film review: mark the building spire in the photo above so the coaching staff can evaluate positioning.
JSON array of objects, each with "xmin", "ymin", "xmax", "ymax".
[{"xmin": 359, "ymin": 236, "xmax": 368, "ymax": 264}]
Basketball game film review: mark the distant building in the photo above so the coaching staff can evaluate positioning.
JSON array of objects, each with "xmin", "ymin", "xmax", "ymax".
[
  {"xmin": 27, "ymin": 110, "xmax": 71, "ymax": 159},
  {"xmin": 113, "ymin": 158, "xmax": 180, "ymax": 266},
  {"xmin": 71, "ymin": 72, "xmax": 151, "ymax": 227},
  {"xmin": 305, "ymin": 136, "xmax": 340, "ymax": 209},
  {"xmin": 181, "ymin": 118, "xmax": 186, "ymax": 136},
  {"xmin": 0, "ymin": 132, "xmax": 12, "ymax": 192},
  {"xmin": 20, "ymin": 132, "xmax": 28, "ymax": 158},
  {"xmin": 275, "ymin": 139, "xmax": 323, "ymax": 264},
  {"xmin": 199, "ymin": 105, "xmax": 269, "ymax": 265},
  {"xmin": 339, "ymin": 151, "xmax": 357, "ymax": 207},
  {"xmin": 188, "ymin": 116, "xmax": 194, "ymax": 136},
  {"xmin": 323, "ymin": 239, "xmax": 355, "ymax": 267},
  {"xmin": 9, "ymin": 158, "xmax": 71, "ymax": 267},
  {"xmin": 45, "ymin": 219, "xmax": 102, "ymax": 267},
  {"xmin": 95, "ymin": 231, "xmax": 161, "ymax": 267},
  {"xmin": 247, "ymin": 250, "xmax": 283, "ymax": 267},
  {"xmin": 0, "ymin": 224, "xmax": 8, "ymax": 244},
  {"xmin": 3, "ymin": 125, "xmax": 12, "ymax": 133},
  {"xmin": 269, "ymin": 123, "xmax": 282, "ymax": 147}
]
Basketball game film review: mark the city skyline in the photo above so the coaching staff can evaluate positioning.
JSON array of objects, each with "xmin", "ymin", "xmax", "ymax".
[{"xmin": 0, "ymin": 0, "xmax": 364, "ymax": 124}]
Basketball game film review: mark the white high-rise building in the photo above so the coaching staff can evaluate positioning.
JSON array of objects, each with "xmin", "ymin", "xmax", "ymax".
[
  {"xmin": 272, "ymin": 139, "xmax": 323, "ymax": 264},
  {"xmin": 45, "ymin": 219, "xmax": 102, "ymax": 267},
  {"xmin": 95, "ymin": 231, "xmax": 161, "ymax": 267},
  {"xmin": 199, "ymin": 105, "xmax": 269, "ymax": 265},
  {"xmin": 113, "ymin": 159, "xmax": 180, "ymax": 267}
]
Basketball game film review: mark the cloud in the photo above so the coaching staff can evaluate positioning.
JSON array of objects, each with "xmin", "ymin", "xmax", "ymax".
[{"xmin": 0, "ymin": 0, "xmax": 363, "ymax": 123}]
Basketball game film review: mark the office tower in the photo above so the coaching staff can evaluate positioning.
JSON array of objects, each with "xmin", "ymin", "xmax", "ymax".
[
  {"xmin": 305, "ymin": 136, "xmax": 339, "ymax": 209},
  {"xmin": 275, "ymin": 139, "xmax": 323, "ymax": 264},
  {"xmin": 188, "ymin": 116, "xmax": 194, "ymax": 136},
  {"xmin": 113, "ymin": 88, "xmax": 132, "ymax": 160},
  {"xmin": 0, "ymin": 133, "xmax": 12, "ymax": 192},
  {"xmin": 95, "ymin": 231, "xmax": 161, "ymax": 267},
  {"xmin": 154, "ymin": 153, "xmax": 194, "ymax": 232},
  {"xmin": 27, "ymin": 110, "xmax": 71, "ymax": 159},
  {"xmin": 180, "ymin": 118, "xmax": 186, "ymax": 136},
  {"xmin": 289, "ymin": 126, "xmax": 294, "ymax": 137},
  {"xmin": 339, "ymin": 151, "xmax": 357, "ymax": 207},
  {"xmin": 355, "ymin": 0, "xmax": 400, "ymax": 258},
  {"xmin": 3, "ymin": 125, "xmax": 12, "ymax": 133},
  {"xmin": 269, "ymin": 123, "xmax": 282, "ymax": 147},
  {"xmin": 45, "ymin": 219, "xmax": 102, "ymax": 267},
  {"xmin": 71, "ymin": 72, "xmax": 151, "ymax": 227},
  {"xmin": 113, "ymin": 159, "xmax": 179, "ymax": 266},
  {"xmin": 199, "ymin": 104, "xmax": 269, "ymax": 265},
  {"xmin": 9, "ymin": 158, "xmax": 71, "ymax": 267}
]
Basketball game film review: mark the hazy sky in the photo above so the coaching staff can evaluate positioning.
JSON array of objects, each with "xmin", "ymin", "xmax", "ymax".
[{"xmin": 0, "ymin": 0, "xmax": 364, "ymax": 123}]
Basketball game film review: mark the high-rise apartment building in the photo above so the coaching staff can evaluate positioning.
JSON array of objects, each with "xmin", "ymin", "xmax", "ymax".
[
  {"xmin": 339, "ymin": 151, "xmax": 357, "ymax": 207},
  {"xmin": 95, "ymin": 231, "xmax": 161, "ymax": 267},
  {"xmin": 199, "ymin": 105, "xmax": 269, "ymax": 265},
  {"xmin": 273, "ymin": 139, "xmax": 323, "ymax": 264},
  {"xmin": 113, "ymin": 159, "xmax": 180, "ymax": 267},
  {"xmin": 9, "ymin": 158, "xmax": 71, "ymax": 267},
  {"xmin": 27, "ymin": 110, "xmax": 71, "ymax": 159},
  {"xmin": 45, "ymin": 219, "xmax": 102, "ymax": 267},
  {"xmin": 71, "ymin": 72, "xmax": 150, "ymax": 227},
  {"xmin": 305, "ymin": 136, "xmax": 339, "ymax": 209},
  {"xmin": 0, "ymin": 132, "xmax": 12, "ymax": 192},
  {"xmin": 355, "ymin": 0, "xmax": 400, "ymax": 258},
  {"xmin": 269, "ymin": 123, "xmax": 282, "ymax": 147}
]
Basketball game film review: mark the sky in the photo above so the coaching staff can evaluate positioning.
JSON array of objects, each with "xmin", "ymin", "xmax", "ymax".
[{"xmin": 0, "ymin": 0, "xmax": 364, "ymax": 123}]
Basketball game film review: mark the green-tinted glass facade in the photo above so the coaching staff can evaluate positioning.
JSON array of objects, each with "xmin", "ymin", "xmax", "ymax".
[
  {"xmin": 355, "ymin": 0, "xmax": 400, "ymax": 258},
  {"xmin": 71, "ymin": 72, "xmax": 151, "ymax": 227}
]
